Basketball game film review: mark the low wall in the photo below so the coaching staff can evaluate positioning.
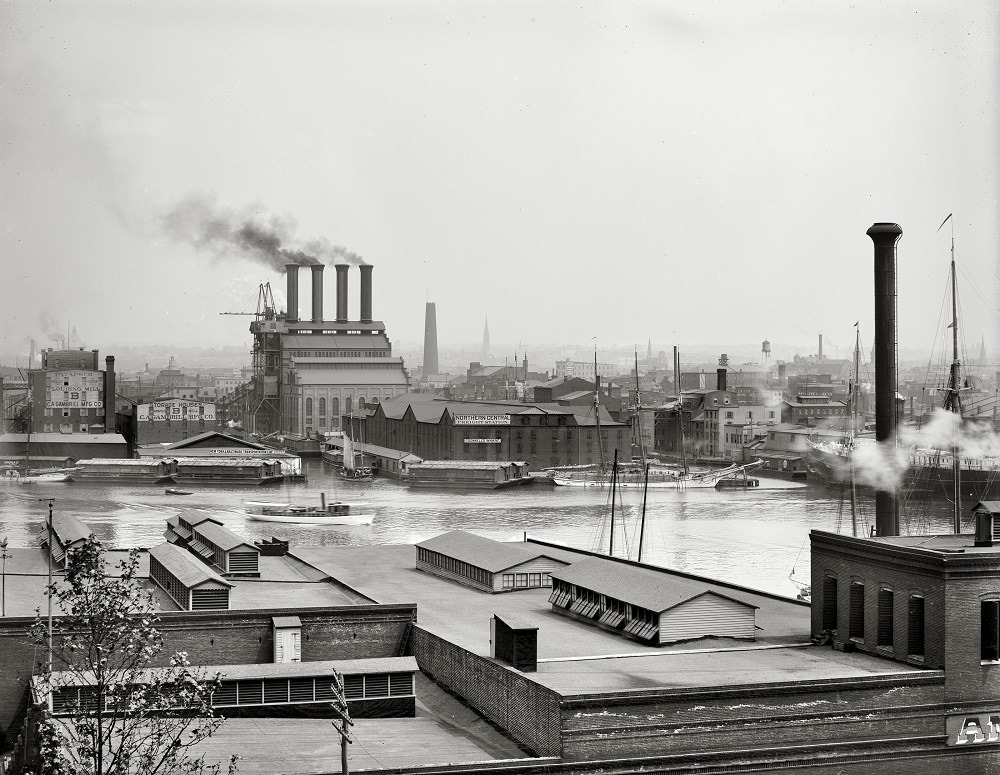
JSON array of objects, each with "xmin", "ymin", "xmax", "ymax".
[
  {"xmin": 559, "ymin": 672, "xmax": 949, "ymax": 762},
  {"xmin": 410, "ymin": 625, "xmax": 561, "ymax": 757},
  {"xmin": 0, "ymin": 603, "xmax": 416, "ymax": 750}
]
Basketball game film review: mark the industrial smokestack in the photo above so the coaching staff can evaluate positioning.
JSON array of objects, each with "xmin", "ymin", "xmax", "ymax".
[
  {"xmin": 335, "ymin": 264, "xmax": 349, "ymax": 322},
  {"xmin": 423, "ymin": 302, "xmax": 439, "ymax": 375},
  {"xmin": 104, "ymin": 356, "xmax": 116, "ymax": 433},
  {"xmin": 818, "ymin": 334, "xmax": 823, "ymax": 360},
  {"xmin": 286, "ymin": 264, "xmax": 300, "ymax": 322},
  {"xmin": 673, "ymin": 346, "xmax": 680, "ymax": 395},
  {"xmin": 717, "ymin": 368, "xmax": 727, "ymax": 392},
  {"xmin": 360, "ymin": 264, "xmax": 373, "ymax": 323},
  {"xmin": 869, "ymin": 222, "xmax": 902, "ymax": 537},
  {"xmin": 310, "ymin": 265, "xmax": 324, "ymax": 323}
]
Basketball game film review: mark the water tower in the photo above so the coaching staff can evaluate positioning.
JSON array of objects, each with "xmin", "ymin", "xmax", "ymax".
[{"xmin": 761, "ymin": 339, "xmax": 771, "ymax": 369}]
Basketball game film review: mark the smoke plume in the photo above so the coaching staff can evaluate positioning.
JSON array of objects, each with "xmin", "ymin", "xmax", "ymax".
[
  {"xmin": 161, "ymin": 193, "xmax": 366, "ymax": 270},
  {"xmin": 809, "ymin": 408, "xmax": 1000, "ymax": 493}
]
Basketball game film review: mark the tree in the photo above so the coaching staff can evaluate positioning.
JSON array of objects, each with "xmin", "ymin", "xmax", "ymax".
[{"xmin": 28, "ymin": 537, "xmax": 235, "ymax": 775}]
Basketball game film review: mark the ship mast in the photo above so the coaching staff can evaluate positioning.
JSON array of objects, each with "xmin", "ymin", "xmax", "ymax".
[
  {"xmin": 849, "ymin": 325, "xmax": 861, "ymax": 538},
  {"xmin": 634, "ymin": 349, "xmax": 646, "ymax": 469},
  {"xmin": 593, "ymin": 346, "xmax": 605, "ymax": 474},
  {"xmin": 938, "ymin": 213, "xmax": 963, "ymax": 533}
]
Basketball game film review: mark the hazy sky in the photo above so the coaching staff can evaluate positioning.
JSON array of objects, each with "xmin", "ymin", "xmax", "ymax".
[{"xmin": 1, "ymin": 1, "xmax": 998, "ymax": 362}]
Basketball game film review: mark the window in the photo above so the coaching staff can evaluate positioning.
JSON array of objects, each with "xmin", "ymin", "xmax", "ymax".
[
  {"xmin": 878, "ymin": 589, "xmax": 894, "ymax": 647},
  {"xmin": 345, "ymin": 397, "xmax": 352, "ymax": 414},
  {"xmin": 822, "ymin": 577, "xmax": 838, "ymax": 630},
  {"xmin": 318, "ymin": 397, "xmax": 326, "ymax": 417},
  {"xmin": 305, "ymin": 398, "xmax": 313, "ymax": 418},
  {"xmin": 908, "ymin": 596, "xmax": 925, "ymax": 656},
  {"xmin": 502, "ymin": 574, "xmax": 515, "ymax": 589},
  {"xmin": 332, "ymin": 397, "xmax": 339, "ymax": 417},
  {"xmin": 982, "ymin": 601, "xmax": 1000, "ymax": 661},
  {"xmin": 849, "ymin": 582, "xmax": 865, "ymax": 640}
]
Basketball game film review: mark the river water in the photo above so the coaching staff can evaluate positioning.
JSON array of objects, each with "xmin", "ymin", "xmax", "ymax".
[{"xmin": 0, "ymin": 463, "xmax": 964, "ymax": 598}]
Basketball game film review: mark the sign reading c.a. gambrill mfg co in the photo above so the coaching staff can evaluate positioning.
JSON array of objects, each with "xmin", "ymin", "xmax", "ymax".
[
  {"xmin": 946, "ymin": 713, "xmax": 1000, "ymax": 746},
  {"xmin": 453, "ymin": 414, "xmax": 511, "ymax": 426}
]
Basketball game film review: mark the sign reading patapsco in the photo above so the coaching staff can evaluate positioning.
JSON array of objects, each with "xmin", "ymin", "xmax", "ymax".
[{"xmin": 453, "ymin": 414, "xmax": 511, "ymax": 426}]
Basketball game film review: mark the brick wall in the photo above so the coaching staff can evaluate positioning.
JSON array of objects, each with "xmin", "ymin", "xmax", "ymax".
[
  {"xmin": 0, "ymin": 603, "xmax": 415, "ymax": 750},
  {"xmin": 410, "ymin": 625, "xmax": 561, "ymax": 757},
  {"xmin": 559, "ymin": 673, "xmax": 948, "ymax": 762}
]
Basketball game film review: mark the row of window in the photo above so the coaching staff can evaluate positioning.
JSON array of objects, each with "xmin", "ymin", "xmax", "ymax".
[
  {"xmin": 418, "ymin": 548, "xmax": 493, "ymax": 586},
  {"xmin": 288, "ymin": 350, "xmax": 389, "ymax": 358},
  {"xmin": 822, "ymin": 577, "xmax": 925, "ymax": 655},
  {"xmin": 501, "ymin": 573, "xmax": 553, "ymax": 588},
  {"xmin": 549, "ymin": 580, "xmax": 657, "ymax": 636}
]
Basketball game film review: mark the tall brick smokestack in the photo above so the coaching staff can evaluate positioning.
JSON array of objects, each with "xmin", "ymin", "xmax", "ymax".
[
  {"xmin": 423, "ymin": 302, "xmax": 439, "ymax": 375},
  {"xmin": 286, "ymin": 264, "xmax": 299, "ymax": 322},
  {"xmin": 869, "ymin": 222, "xmax": 902, "ymax": 537},
  {"xmin": 335, "ymin": 264, "xmax": 349, "ymax": 322},
  {"xmin": 310, "ymin": 265, "xmax": 324, "ymax": 323},
  {"xmin": 818, "ymin": 334, "xmax": 823, "ymax": 360},
  {"xmin": 104, "ymin": 356, "xmax": 116, "ymax": 433},
  {"xmin": 360, "ymin": 264, "xmax": 373, "ymax": 323}
]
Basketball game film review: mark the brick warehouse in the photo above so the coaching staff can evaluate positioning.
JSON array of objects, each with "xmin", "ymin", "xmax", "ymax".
[{"xmin": 364, "ymin": 393, "xmax": 629, "ymax": 471}]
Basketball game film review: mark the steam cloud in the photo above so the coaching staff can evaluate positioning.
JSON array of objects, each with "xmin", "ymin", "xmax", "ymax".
[
  {"xmin": 161, "ymin": 193, "xmax": 366, "ymax": 270},
  {"xmin": 807, "ymin": 408, "xmax": 1000, "ymax": 492}
]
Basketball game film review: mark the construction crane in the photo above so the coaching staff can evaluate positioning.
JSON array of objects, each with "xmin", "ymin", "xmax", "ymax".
[{"xmin": 219, "ymin": 283, "xmax": 278, "ymax": 319}]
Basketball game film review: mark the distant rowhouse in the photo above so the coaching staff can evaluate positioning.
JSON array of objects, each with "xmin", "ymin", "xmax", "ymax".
[
  {"xmin": 416, "ymin": 530, "xmax": 569, "ymax": 592},
  {"xmin": 550, "ymin": 556, "xmax": 759, "ymax": 645}
]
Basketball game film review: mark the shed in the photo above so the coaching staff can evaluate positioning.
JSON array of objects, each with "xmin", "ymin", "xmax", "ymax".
[
  {"xmin": 550, "ymin": 556, "xmax": 758, "ymax": 645},
  {"xmin": 416, "ymin": 530, "xmax": 568, "ymax": 592},
  {"xmin": 148, "ymin": 542, "xmax": 233, "ymax": 611},
  {"xmin": 44, "ymin": 512, "xmax": 93, "ymax": 567}
]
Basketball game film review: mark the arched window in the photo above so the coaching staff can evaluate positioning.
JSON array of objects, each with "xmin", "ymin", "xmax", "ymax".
[
  {"xmin": 318, "ymin": 398, "xmax": 326, "ymax": 416},
  {"xmin": 331, "ymin": 397, "xmax": 340, "ymax": 417},
  {"xmin": 345, "ymin": 397, "xmax": 352, "ymax": 414},
  {"xmin": 359, "ymin": 398, "xmax": 367, "ymax": 410},
  {"xmin": 305, "ymin": 398, "xmax": 313, "ymax": 417}
]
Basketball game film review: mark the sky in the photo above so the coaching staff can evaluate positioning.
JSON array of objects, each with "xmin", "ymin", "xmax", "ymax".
[{"xmin": 1, "ymin": 0, "xmax": 998, "ymax": 364}]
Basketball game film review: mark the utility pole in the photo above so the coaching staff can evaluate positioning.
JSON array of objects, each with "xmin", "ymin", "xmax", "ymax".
[
  {"xmin": 329, "ymin": 670, "xmax": 354, "ymax": 774},
  {"xmin": 0, "ymin": 536, "xmax": 9, "ymax": 616},
  {"xmin": 39, "ymin": 498, "xmax": 53, "ymax": 670}
]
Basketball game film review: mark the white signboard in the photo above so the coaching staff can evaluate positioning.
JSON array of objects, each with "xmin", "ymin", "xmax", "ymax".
[
  {"xmin": 453, "ymin": 414, "xmax": 511, "ymax": 426},
  {"xmin": 45, "ymin": 370, "xmax": 103, "ymax": 408},
  {"xmin": 137, "ymin": 400, "xmax": 216, "ymax": 422},
  {"xmin": 464, "ymin": 438, "xmax": 501, "ymax": 444}
]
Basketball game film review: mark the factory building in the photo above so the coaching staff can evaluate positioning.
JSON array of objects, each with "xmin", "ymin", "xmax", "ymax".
[{"xmin": 244, "ymin": 263, "xmax": 411, "ymax": 437}]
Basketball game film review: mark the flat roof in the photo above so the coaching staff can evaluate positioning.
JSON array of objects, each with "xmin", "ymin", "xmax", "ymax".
[{"xmin": 293, "ymin": 542, "xmax": 928, "ymax": 695}]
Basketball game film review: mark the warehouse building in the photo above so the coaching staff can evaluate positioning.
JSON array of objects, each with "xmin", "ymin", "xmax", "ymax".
[
  {"xmin": 365, "ymin": 393, "xmax": 629, "ymax": 470},
  {"xmin": 416, "ymin": 530, "xmax": 568, "ymax": 592},
  {"xmin": 549, "ymin": 556, "xmax": 758, "ymax": 644}
]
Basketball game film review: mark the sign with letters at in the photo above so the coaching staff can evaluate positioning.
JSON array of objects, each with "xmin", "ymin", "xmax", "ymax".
[
  {"xmin": 45, "ymin": 370, "xmax": 103, "ymax": 408},
  {"xmin": 453, "ymin": 414, "xmax": 510, "ymax": 426},
  {"xmin": 946, "ymin": 713, "xmax": 1000, "ymax": 746}
]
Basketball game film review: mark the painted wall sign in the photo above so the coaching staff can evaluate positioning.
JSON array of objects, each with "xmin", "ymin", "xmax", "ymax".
[
  {"xmin": 45, "ymin": 370, "xmax": 103, "ymax": 408},
  {"xmin": 137, "ymin": 400, "xmax": 215, "ymax": 421},
  {"xmin": 946, "ymin": 713, "xmax": 1000, "ymax": 746},
  {"xmin": 464, "ymin": 439, "xmax": 501, "ymax": 444},
  {"xmin": 453, "ymin": 414, "xmax": 511, "ymax": 426}
]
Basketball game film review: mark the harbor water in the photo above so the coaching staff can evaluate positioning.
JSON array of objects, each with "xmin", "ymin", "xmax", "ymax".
[{"xmin": 0, "ymin": 462, "xmax": 966, "ymax": 598}]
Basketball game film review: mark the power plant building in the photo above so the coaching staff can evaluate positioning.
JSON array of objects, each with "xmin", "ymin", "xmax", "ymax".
[{"xmin": 245, "ymin": 263, "xmax": 410, "ymax": 436}]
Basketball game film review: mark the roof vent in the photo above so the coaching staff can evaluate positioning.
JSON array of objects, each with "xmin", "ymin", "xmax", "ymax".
[{"xmin": 973, "ymin": 502, "xmax": 1000, "ymax": 547}]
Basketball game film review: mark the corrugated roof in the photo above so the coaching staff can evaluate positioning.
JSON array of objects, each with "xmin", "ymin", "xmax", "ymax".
[
  {"xmin": 193, "ymin": 521, "xmax": 257, "ymax": 552},
  {"xmin": 295, "ymin": 368, "xmax": 410, "ymax": 386},
  {"xmin": 410, "ymin": 460, "xmax": 517, "ymax": 471},
  {"xmin": 551, "ymin": 556, "xmax": 758, "ymax": 613},
  {"xmin": 416, "ymin": 530, "xmax": 566, "ymax": 573},
  {"xmin": 281, "ymin": 333, "xmax": 390, "ymax": 350},
  {"xmin": 149, "ymin": 542, "xmax": 232, "ymax": 589}
]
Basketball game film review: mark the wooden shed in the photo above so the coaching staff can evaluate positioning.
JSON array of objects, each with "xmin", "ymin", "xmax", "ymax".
[
  {"xmin": 416, "ymin": 530, "xmax": 568, "ymax": 592},
  {"xmin": 148, "ymin": 542, "xmax": 233, "ymax": 611},
  {"xmin": 550, "ymin": 556, "xmax": 758, "ymax": 645}
]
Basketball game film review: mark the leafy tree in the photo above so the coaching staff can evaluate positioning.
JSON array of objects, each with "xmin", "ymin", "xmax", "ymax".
[{"xmin": 29, "ymin": 537, "xmax": 234, "ymax": 775}]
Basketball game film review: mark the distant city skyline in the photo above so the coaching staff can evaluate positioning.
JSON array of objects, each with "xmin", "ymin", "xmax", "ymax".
[{"xmin": 2, "ymin": 1, "xmax": 997, "ymax": 360}]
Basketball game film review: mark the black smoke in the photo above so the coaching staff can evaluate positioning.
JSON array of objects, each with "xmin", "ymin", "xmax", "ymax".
[{"xmin": 162, "ymin": 193, "xmax": 366, "ymax": 270}]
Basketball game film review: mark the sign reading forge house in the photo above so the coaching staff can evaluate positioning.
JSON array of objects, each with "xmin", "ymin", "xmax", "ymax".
[
  {"xmin": 45, "ymin": 370, "xmax": 104, "ymax": 408},
  {"xmin": 453, "ymin": 414, "xmax": 511, "ymax": 426}
]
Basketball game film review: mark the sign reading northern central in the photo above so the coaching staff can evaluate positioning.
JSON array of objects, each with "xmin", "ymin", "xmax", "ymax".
[{"xmin": 453, "ymin": 414, "xmax": 511, "ymax": 426}]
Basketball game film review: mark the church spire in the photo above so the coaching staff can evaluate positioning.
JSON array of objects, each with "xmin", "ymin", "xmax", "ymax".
[{"xmin": 482, "ymin": 316, "xmax": 491, "ymax": 355}]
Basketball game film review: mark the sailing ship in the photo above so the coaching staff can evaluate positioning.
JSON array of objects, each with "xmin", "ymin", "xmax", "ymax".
[
  {"xmin": 803, "ymin": 217, "xmax": 1000, "ymax": 502},
  {"xmin": 338, "ymin": 432, "xmax": 373, "ymax": 482}
]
